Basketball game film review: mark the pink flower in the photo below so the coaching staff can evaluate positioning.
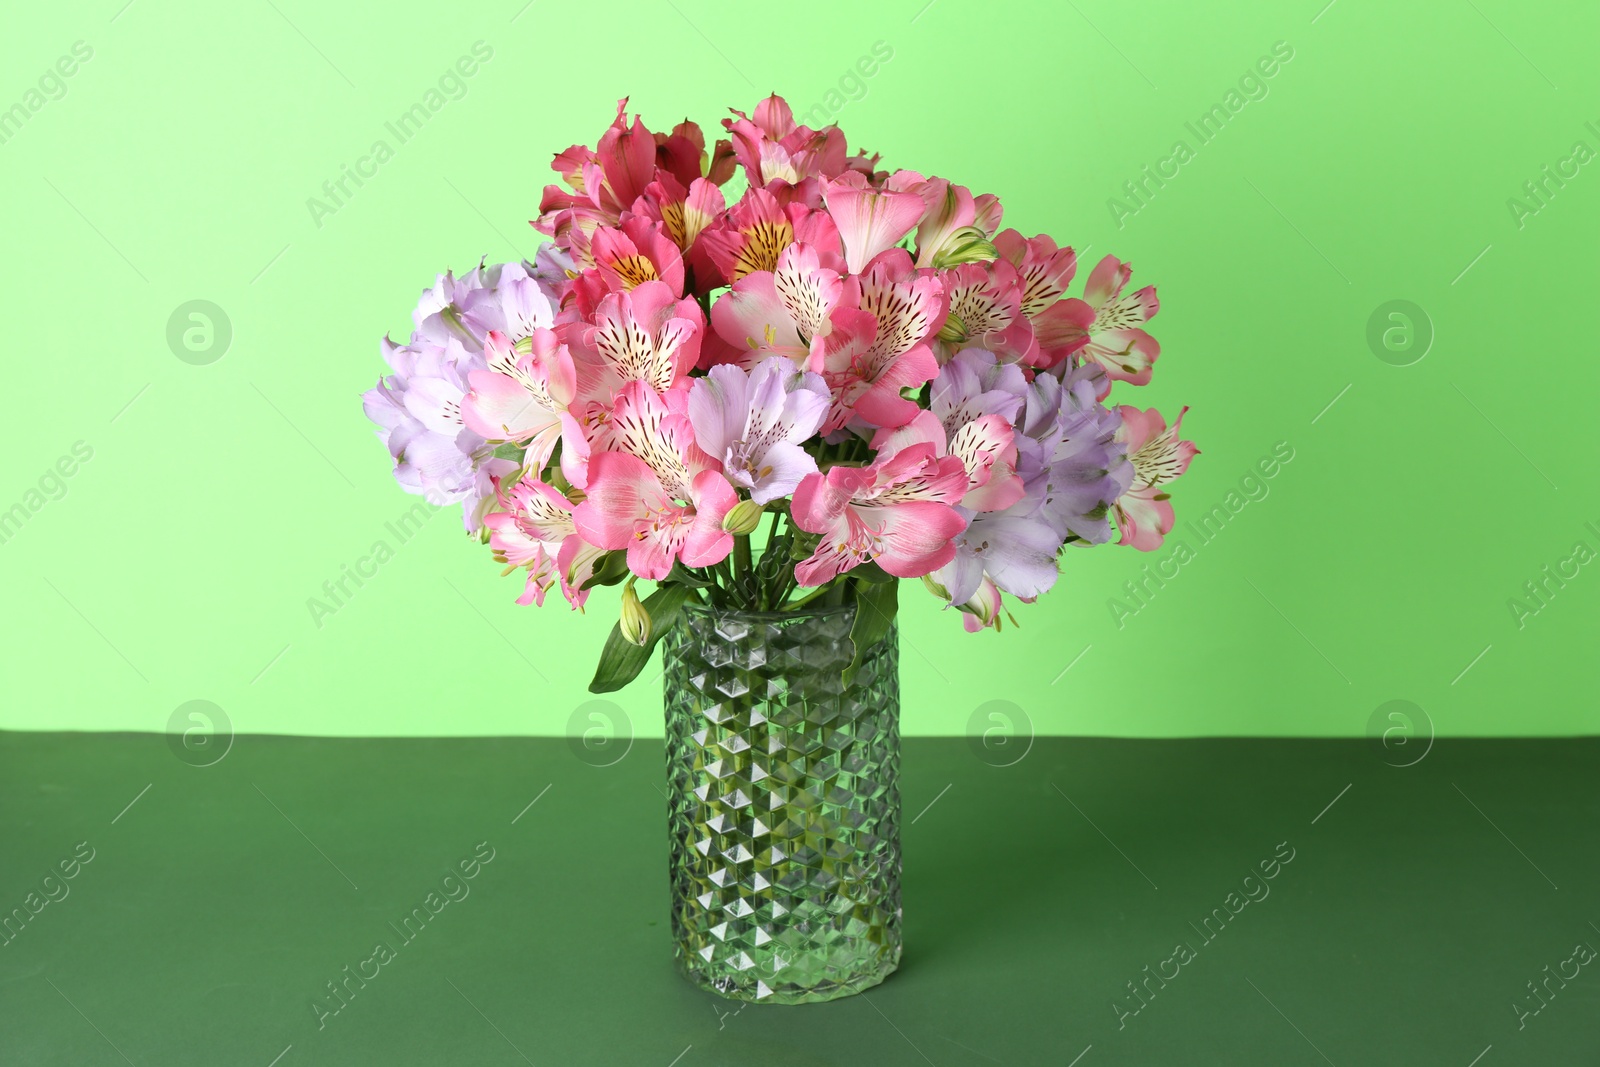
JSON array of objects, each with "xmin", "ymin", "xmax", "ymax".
[
  {"xmin": 723, "ymin": 94, "xmax": 849, "ymax": 188},
  {"xmin": 870, "ymin": 409, "xmax": 1023, "ymax": 513},
  {"xmin": 823, "ymin": 172, "xmax": 927, "ymax": 274},
  {"xmin": 790, "ymin": 442, "xmax": 969, "ymax": 586},
  {"xmin": 568, "ymin": 279, "xmax": 704, "ymax": 396},
  {"xmin": 704, "ymin": 243, "xmax": 844, "ymax": 369},
  {"xmin": 817, "ymin": 249, "xmax": 948, "ymax": 431},
  {"xmin": 632, "ymin": 173, "xmax": 726, "ymax": 253},
  {"xmin": 907, "ymin": 176, "xmax": 1003, "ymax": 269},
  {"xmin": 933, "ymin": 261, "xmax": 1037, "ymax": 365},
  {"xmin": 697, "ymin": 186, "xmax": 841, "ymax": 287},
  {"xmin": 484, "ymin": 477, "xmax": 605, "ymax": 608},
  {"xmin": 587, "ymin": 217, "xmax": 686, "ymax": 297},
  {"xmin": 585, "ymin": 99, "xmax": 659, "ymax": 219},
  {"xmin": 461, "ymin": 329, "xmax": 581, "ymax": 473},
  {"xmin": 993, "ymin": 230, "xmax": 1092, "ymax": 370},
  {"xmin": 572, "ymin": 382, "xmax": 736, "ymax": 579},
  {"xmin": 535, "ymin": 101, "xmax": 660, "ymax": 253},
  {"xmin": 1113, "ymin": 406, "xmax": 1196, "ymax": 551},
  {"xmin": 1060, "ymin": 255, "xmax": 1160, "ymax": 392}
]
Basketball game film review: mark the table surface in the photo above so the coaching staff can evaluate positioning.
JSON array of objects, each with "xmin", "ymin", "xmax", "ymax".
[{"xmin": 1, "ymin": 733, "xmax": 1595, "ymax": 1066}]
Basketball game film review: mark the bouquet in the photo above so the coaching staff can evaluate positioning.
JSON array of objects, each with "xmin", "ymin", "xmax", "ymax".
[{"xmin": 361, "ymin": 95, "xmax": 1196, "ymax": 691}]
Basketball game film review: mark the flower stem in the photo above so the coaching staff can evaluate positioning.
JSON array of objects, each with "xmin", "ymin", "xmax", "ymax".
[{"xmin": 733, "ymin": 534, "xmax": 754, "ymax": 605}]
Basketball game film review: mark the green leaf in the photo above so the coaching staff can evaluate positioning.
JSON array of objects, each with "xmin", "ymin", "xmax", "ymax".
[
  {"xmin": 589, "ymin": 582, "xmax": 694, "ymax": 693},
  {"xmin": 843, "ymin": 578, "xmax": 898, "ymax": 689}
]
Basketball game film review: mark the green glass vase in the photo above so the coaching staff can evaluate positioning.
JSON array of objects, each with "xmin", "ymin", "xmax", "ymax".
[{"xmin": 661, "ymin": 601, "xmax": 902, "ymax": 1003}]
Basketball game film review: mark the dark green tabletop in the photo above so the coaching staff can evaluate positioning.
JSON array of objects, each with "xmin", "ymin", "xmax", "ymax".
[{"xmin": 2, "ymin": 733, "xmax": 1595, "ymax": 1065}]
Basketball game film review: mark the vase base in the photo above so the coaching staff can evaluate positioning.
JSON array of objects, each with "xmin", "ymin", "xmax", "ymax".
[{"xmin": 675, "ymin": 948, "xmax": 901, "ymax": 1005}]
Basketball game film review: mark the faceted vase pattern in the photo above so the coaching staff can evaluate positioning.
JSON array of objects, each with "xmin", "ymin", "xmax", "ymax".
[{"xmin": 662, "ymin": 603, "xmax": 902, "ymax": 1003}]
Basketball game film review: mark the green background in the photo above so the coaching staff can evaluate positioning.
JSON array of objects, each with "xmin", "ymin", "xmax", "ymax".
[{"xmin": 2, "ymin": 0, "xmax": 1594, "ymax": 738}]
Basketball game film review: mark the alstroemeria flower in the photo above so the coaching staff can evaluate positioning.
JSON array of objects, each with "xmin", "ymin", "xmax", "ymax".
[
  {"xmin": 920, "ymin": 355, "xmax": 1132, "ymax": 625},
  {"xmin": 871, "ymin": 409, "xmax": 1023, "ymax": 514},
  {"xmin": 568, "ymin": 279, "xmax": 703, "ymax": 396},
  {"xmin": 823, "ymin": 171, "xmax": 926, "ymax": 274},
  {"xmin": 363, "ymin": 270, "xmax": 527, "ymax": 533},
  {"xmin": 582, "ymin": 99, "xmax": 658, "ymax": 220},
  {"xmin": 651, "ymin": 117, "xmax": 710, "ymax": 191},
  {"xmin": 992, "ymin": 230, "xmax": 1091, "ymax": 370},
  {"xmin": 1031, "ymin": 364, "xmax": 1132, "ymax": 545},
  {"xmin": 1113, "ymin": 405, "xmax": 1196, "ymax": 551},
  {"xmin": 818, "ymin": 249, "xmax": 948, "ymax": 431},
  {"xmin": 535, "ymin": 100, "xmax": 662, "ymax": 256},
  {"xmin": 631, "ymin": 172, "xmax": 726, "ymax": 257},
  {"xmin": 704, "ymin": 243, "xmax": 844, "ymax": 369},
  {"xmin": 587, "ymin": 216, "xmax": 686, "ymax": 296},
  {"xmin": 411, "ymin": 262, "xmax": 556, "ymax": 351},
  {"xmin": 698, "ymin": 187, "xmax": 842, "ymax": 285},
  {"xmin": 364, "ymin": 342, "xmax": 515, "ymax": 531},
  {"xmin": 1059, "ymin": 255, "xmax": 1161, "ymax": 392},
  {"xmin": 933, "ymin": 261, "xmax": 1037, "ymax": 365},
  {"xmin": 688, "ymin": 357, "xmax": 829, "ymax": 503},
  {"xmin": 484, "ymin": 477, "xmax": 604, "ymax": 608},
  {"xmin": 790, "ymin": 442, "xmax": 969, "ymax": 586},
  {"xmin": 723, "ymin": 94, "xmax": 849, "ymax": 188},
  {"xmin": 994, "ymin": 231, "xmax": 1078, "ymax": 318},
  {"xmin": 461, "ymin": 329, "xmax": 580, "ymax": 474},
  {"xmin": 572, "ymin": 382, "xmax": 736, "ymax": 579},
  {"xmin": 929, "ymin": 570, "xmax": 1005, "ymax": 633}
]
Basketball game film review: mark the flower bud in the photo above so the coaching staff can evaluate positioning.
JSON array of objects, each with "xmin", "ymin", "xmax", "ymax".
[
  {"xmin": 956, "ymin": 577, "xmax": 1006, "ymax": 632},
  {"xmin": 619, "ymin": 581, "xmax": 651, "ymax": 646},
  {"xmin": 929, "ymin": 226, "xmax": 998, "ymax": 269},
  {"xmin": 920, "ymin": 573, "xmax": 951, "ymax": 602},
  {"xmin": 722, "ymin": 499, "xmax": 764, "ymax": 536}
]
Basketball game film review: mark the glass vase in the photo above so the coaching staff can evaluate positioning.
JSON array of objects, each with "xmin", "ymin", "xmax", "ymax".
[{"xmin": 661, "ymin": 601, "xmax": 902, "ymax": 1004}]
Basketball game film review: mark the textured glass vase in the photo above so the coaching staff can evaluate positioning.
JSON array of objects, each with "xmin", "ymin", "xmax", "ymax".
[{"xmin": 661, "ymin": 601, "xmax": 902, "ymax": 1004}]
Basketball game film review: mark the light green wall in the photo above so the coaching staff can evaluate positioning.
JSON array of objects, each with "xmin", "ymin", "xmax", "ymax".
[{"xmin": 2, "ymin": 0, "xmax": 1594, "ymax": 737}]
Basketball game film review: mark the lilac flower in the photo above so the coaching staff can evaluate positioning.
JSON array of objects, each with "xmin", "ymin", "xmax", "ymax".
[
  {"xmin": 361, "ymin": 262, "xmax": 555, "ymax": 531},
  {"xmin": 925, "ymin": 351, "xmax": 1130, "ymax": 624},
  {"xmin": 687, "ymin": 357, "xmax": 830, "ymax": 504},
  {"xmin": 1032, "ymin": 363, "xmax": 1132, "ymax": 545}
]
